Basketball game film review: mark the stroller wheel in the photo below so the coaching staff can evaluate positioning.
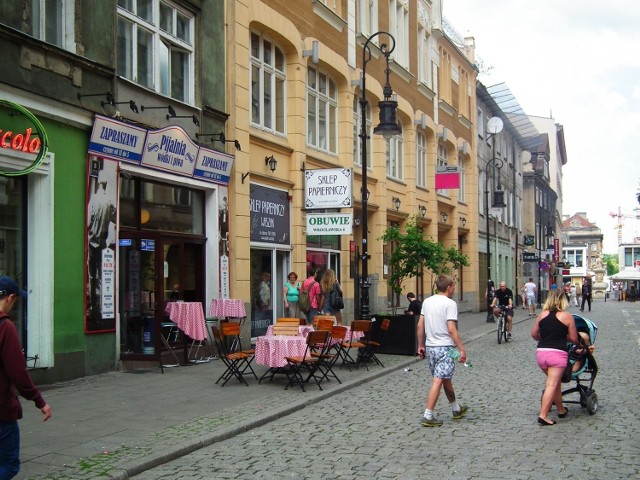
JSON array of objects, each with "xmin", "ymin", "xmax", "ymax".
[{"xmin": 586, "ymin": 391, "xmax": 598, "ymax": 415}]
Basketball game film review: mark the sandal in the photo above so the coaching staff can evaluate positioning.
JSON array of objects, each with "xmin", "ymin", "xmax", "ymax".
[
  {"xmin": 558, "ymin": 409, "xmax": 568, "ymax": 418},
  {"xmin": 537, "ymin": 417, "xmax": 556, "ymax": 426}
]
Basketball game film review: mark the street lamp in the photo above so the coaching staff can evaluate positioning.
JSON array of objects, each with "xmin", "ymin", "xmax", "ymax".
[
  {"xmin": 484, "ymin": 117, "xmax": 506, "ymax": 320},
  {"xmin": 359, "ymin": 32, "xmax": 401, "ymax": 320}
]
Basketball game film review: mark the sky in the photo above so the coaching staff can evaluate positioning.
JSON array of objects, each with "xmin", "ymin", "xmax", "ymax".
[{"xmin": 443, "ymin": 0, "xmax": 640, "ymax": 253}]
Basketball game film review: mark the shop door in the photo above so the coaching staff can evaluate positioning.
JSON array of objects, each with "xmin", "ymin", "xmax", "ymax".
[{"xmin": 118, "ymin": 233, "xmax": 203, "ymax": 359}]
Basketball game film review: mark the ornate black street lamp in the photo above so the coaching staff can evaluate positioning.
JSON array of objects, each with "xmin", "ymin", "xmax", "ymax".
[
  {"xmin": 359, "ymin": 32, "xmax": 401, "ymax": 320},
  {"xmin": 484, "ymin": 117, "xmax": 506, "ymax": 321}
]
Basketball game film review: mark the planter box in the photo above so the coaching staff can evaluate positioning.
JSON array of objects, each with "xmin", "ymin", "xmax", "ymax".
[{"xmin": 371, "ymin": 314, "xmax": 419, "ymax": 355}]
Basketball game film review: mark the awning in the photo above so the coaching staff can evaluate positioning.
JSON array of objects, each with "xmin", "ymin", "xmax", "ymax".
[{"xmin": 610, "ymin": 270, "xmax": 640, "ymax": 281}]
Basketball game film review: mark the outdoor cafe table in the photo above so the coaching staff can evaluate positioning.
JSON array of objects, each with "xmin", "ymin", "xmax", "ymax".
[
  {"xmin": 164, "ymin": 301, "xmax": 208, "ymax": 363},
  {"xmin": 209, "ymin": 298, "xmax": 246, "ymax": 319}
]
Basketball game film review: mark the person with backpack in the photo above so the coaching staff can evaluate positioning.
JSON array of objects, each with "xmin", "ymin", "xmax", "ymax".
[
  {"xmin": 282, "ymin": 272, "xmax": 301, "ymax": 318},
  {"xmin": 301, "ymin": 269, "xmax": 322, "ymax": 324},
  {"xmin": 320, "ymin": 269, "xmax": 343, "ymax": 325}
]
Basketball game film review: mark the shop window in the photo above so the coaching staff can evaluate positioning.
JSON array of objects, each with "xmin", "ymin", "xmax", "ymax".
[{"xmin": 119, "ymin": 175, "xmax": 203, "ymax": 234}]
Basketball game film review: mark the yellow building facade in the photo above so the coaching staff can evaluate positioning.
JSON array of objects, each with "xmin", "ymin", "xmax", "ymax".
[{"xmin": 222, "ymin": 0, "xmax": 481, "ymax": 333}]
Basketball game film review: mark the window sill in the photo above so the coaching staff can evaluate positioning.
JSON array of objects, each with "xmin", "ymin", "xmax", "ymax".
[{"xmin": 312, "ymin": 0, "xmax": 347, "ymax": 32}]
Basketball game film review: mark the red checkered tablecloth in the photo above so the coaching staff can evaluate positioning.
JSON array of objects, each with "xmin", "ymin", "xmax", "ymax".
[
  {"xmin": 164, "ymin": 302, "xmax": 207, "ymax": 341},
  {"xmin": 209, "ymin": 299, "xmax": 246, "ymax": 318},
  {"xmin": 255, "ymin": 336, "xmax": 308, "ymax": 368}
]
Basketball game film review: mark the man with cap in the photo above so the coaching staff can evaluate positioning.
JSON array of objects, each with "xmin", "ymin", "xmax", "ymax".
[{"xmin": 0, "ymin": 276, "xmax": 52, "ymax": 479}]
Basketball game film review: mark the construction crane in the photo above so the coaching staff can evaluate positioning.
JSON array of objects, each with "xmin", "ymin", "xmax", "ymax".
[{"xmin": 609, "ymin": 207, "xmax": 640, "ymax": 245}]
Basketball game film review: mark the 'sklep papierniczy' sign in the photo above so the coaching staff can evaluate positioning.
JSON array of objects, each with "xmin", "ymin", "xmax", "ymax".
[
  {"xmin": 0, "ymin": 99, "xmax": 49, "ymax": 176},
  {"xmin": 304, "ymin": 168, "xmax": 352, "ymax": 209}
]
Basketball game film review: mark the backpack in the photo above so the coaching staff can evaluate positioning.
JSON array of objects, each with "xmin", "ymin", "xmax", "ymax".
[
  {"xmin": 329, "ymin": 283, "xmax": 344, "ymax": 310},
  {"xmin": 299, "ymin": 282, "xmax": 314, "ymax": 313}
]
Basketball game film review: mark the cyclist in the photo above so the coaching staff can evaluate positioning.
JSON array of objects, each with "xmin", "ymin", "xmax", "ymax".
[{"xmin": 491, "ymin": 281, "xmax": 514, "ymax": 338}]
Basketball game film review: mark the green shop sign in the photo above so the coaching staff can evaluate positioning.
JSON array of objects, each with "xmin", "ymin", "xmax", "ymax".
[{"xmin": 0, "ymin": 99, "xmax": 49, "ymax": 176}]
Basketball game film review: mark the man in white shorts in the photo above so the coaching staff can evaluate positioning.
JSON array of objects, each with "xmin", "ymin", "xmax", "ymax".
[{"xmin": 524, "ymin": 277, "xmax": 537, "ymax": 316}]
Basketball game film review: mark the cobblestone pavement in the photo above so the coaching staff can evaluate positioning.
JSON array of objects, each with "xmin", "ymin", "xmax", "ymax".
[{"xmin": 132, "ymin": 301, "xmax": 640, "ymax": 480}]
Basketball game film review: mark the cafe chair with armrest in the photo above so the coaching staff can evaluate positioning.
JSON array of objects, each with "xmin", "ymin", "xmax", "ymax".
[
  {"xmin": 211, "ymin": 326, "xmax": 251, "ymax": 387},
  {"xmin": 313, "ymin": 325, "xmax": 346, "ymax": 385},
  {"xmin": 284, "ymin": 330, "xmax": 330, "ymax": 392},
  {"xmin": 342, "ymin": 320, "xmax": 370, "ymax": 371},
  {"xmin": 358, "ymin": 318, "xmax": 390, "ymax": 367},
  {"xmin": 221, "ymin": 322, "xmax": 258, "ymax": 380},
  {"xmin": 312, "ymin": 315, "xmax": 336, "ymax": 328}
]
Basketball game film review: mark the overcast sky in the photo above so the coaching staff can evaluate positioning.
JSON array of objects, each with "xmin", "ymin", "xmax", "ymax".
[{"xmin": 444, "ymin": 0, "xmax": 640, "ymax": 253}]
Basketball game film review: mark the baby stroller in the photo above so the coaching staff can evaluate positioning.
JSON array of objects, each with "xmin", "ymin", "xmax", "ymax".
[{"xmin": 562, "ymin": 314, "xmax": 598, "ymax": 415}]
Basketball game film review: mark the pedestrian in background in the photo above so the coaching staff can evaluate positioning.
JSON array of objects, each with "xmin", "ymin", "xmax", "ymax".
[
  {"xmin": 569, "ymin": 284, "xmax": 578, "ymax": 307},
  {"xmin": 319, "ymin": 269, "xmax": 343, "ymax": 324},
  {"xmin": 416, "ymin": 275, "xmax": 468, "ymax": 427},
  {"xmin": 406, "ymin": 292, "xmax": 422, "ymax": 316},
  {"xmin": 302, "ymin": 269, "xmax": 322, "ymax": 325},
  {"xmin": 530, "ymin": 288, "xmax": 578, "ymax": 426},
  {"xmin": 520, "ymin": 284, "xmax": 527, "ymax": 310},
  {"xmin": 282, "ymin": 272, "xmax": 301, "ymax": 318},
  {"xmin": 524, "ymin": 277, "xmax": 538, "ymax": 316},
  {"xmin": 580, "ymin": 276, "xmax": 592, "ymax": 312},
  {"xmin": 0, "ymin": 276, "xmax": 52, "ymax": 479}
]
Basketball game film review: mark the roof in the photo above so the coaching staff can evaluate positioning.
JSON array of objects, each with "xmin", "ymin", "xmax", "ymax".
[{"xmin": 610, "ymin": 270, "xmax": 640, "ymax": 281}]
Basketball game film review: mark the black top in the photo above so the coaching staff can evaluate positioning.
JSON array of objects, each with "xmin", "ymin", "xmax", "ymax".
[
  {"xmin": 494, "ymin": 288, "xmax": 513, "ymax": 307},
  {"xmin": 407, "ymin": 299, "xmax": 422, "ymax": 316},
  {"xmin": 537, "ymin": 309, "xmax": 569, "ymax": 351}
]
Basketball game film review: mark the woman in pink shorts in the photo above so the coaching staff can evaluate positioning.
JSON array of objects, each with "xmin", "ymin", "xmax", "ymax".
[{"xmin": 531, "ymin": 289, "xmax": 578, "ymax": 425}]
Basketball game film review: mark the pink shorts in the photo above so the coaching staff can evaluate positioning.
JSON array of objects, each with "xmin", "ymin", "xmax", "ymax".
[{"xmin": 536, "ymin": 348, "xmax": 568, "ymax": 369}]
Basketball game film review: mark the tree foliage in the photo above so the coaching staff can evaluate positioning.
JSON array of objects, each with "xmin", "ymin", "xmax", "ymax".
[
  {"xmin": 379, "ymin": 216, "xmax": 469, "ymax": 299},
  {"xmin": 603, "ymin": 253, "xmax": 618, "ymax": 275}
]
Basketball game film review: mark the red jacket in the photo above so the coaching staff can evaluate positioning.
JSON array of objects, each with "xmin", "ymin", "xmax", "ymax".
[{"xmin": 0, "ymin": 313, "xmax": 46, "ymax": 421}]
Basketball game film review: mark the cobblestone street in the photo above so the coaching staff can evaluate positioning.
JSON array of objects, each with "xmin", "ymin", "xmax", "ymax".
[{"xmin": 132, "ymin": 301, "xmax": 640, "ymax": 479}]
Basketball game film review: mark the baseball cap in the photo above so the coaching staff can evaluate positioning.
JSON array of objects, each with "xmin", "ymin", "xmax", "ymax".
[{"xmin": 0, "ymin": 276, "xmax": 28, "ymax": 297}]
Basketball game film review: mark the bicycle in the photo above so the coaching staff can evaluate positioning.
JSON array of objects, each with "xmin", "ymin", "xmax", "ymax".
[{"xmin": 494, "ymin": 306, "xmax": 510, "ymax": 344}]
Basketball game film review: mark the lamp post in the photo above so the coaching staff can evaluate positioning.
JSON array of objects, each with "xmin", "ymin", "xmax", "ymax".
[
  {"xmin": 484, "ymin": 117, "xmax": 505, "ymax": 321},
  {"xmin": 359, "ymin": 32, "xmax": 401, "ymax": 320}
]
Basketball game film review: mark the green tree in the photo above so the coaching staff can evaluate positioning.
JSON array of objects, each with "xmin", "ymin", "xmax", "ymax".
[
  {"xmin": 379, "ymin": 216, "xmax": 469, "ymax": 310},
  {"xmin": 603, "ymin": 253, "xmax": 618, "ymax": 275}
]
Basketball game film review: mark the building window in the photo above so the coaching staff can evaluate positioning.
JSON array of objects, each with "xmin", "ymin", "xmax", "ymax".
[
  {"xmin": 117, "ymin": 0, "xmax": 194, "ymax": 103},
  {"xmin": 386, "ymin": 124, "xmax": 403, "ymax": 180},
  {"xmin": 566, "ymin": 249, "xmax": 584, "ymax": 268},
  {"xmin": 389, "ymin": 0, "xmax": 409, "ymax": 68},
  {"xmin": 624, "ymin": 247, "xmax": 640, "ymax": 267},
  {"xmin": 436, "ymin": 143, "xmax": 448, "ymax": 196},
  {"xmin": 353, "ymin": 96, "xmax": 372, "ymax": 168},
  {"xmin": 416, "ymin": 131, "xmax": 427, "ymax": 188},
  {"xmin": 479, "ymin": 170, "xmax": 485, "ymax": 214},
  {"xmin": 417, "ymin": 25, "xmax": 432, "ymax": 87},
  {"xmin": 250, "ymin": 31, "xmax": 286, "ymax": 135},
  {"xmin": 458, "ymin": 154, "xmax": 465, "ymax": 202},
  {"xmin": 31, "ymin": 0, "xmax": 74, "ymax": 51},
  {"xmin": 307, "ymin": 67, "xmax": 338, "ymax": 154},
  {"xmin": 358, "ymin": 0, "xmax": 377, "ymax": 36}
]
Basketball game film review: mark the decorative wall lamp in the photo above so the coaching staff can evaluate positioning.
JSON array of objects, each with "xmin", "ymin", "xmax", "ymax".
[
  {"xmin": 353, "ymin": 217, "xmax": 361, "ymax": 227},
  {"xmin": 418, "ymin": 205, "xmax": 427, "ymax": 218},
  {"xmin": 460, "ymin": 217, "xmax": 467, "ymax": 228},
  {"xmin": 167, "ymin": 112, "xmax": 200, "ymax": 126},
  {"xmin": 440, "ymin": 212, "xmax": 449, "ymax": 223},
  {"xmin": 141, "ymin": 104, "xmax": 176, "ymax": 117},
  {"xmin": 196, "ymin": 132, "xmax": 242, "ymax": 150},
  {"xmin": 392, "ymin": 197, "xmax": 401, "ymax": 211},
  {"xmin": 241, "ymin": 172, "xmax": 250, "ymax": 184},
  {"xmin": 99, "ymin": 92, "xmax": 139, "ymax": 113},
  {"xmin": 265, "ymin": 155, "xmax": 278, "ymax": 173}
]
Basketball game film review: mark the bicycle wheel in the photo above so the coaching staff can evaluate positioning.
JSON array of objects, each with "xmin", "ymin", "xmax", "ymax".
[
  {"xmin": 503, "ymin": 319, "xmax": 509, "ymax": 342},
  {"xmin": 497, "ymin": 315, "xmax": 503, "ymax": 344}
]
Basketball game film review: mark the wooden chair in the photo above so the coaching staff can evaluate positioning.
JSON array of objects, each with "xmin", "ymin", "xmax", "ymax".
[
  {"xmin": 359, "ymin": 318, "xmax": 390, "ymax": 367},
  {"xmin": 316, "ymin": 318, "xmax": 334, "ymax": 332},
  {"xmin": 341, "ymin": 320, "xmax": 370, "ymax": 371},
  {"xmin": 312, "ymin": 315, "xmax": 336, "ymax": 328},
  {"xmin": 313, "ymin": 325, "xmax": 346, "ymax": 385},
  {"xmin": 284, "ymin": 330, "xmax": 330, "ymax": 391},
  {"xmin": 276, "ymin": 317, "xmax": 301, "ymax": 325},
  {"xmin": 220, "ymin": 322, "xmax": 258, "ymax": 380},
  {"xmin": 211, "ymin": 326, "xmax": 251, "ymax": 387},
  {"xmin": 272, "ymin": 324, "xmax": 300, "ymax": 336}
]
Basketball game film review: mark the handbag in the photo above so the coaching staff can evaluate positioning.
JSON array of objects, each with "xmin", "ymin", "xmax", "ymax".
[{"xmin": 329, "ymin": 283, "xmax": 344, "ymax": 310}]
